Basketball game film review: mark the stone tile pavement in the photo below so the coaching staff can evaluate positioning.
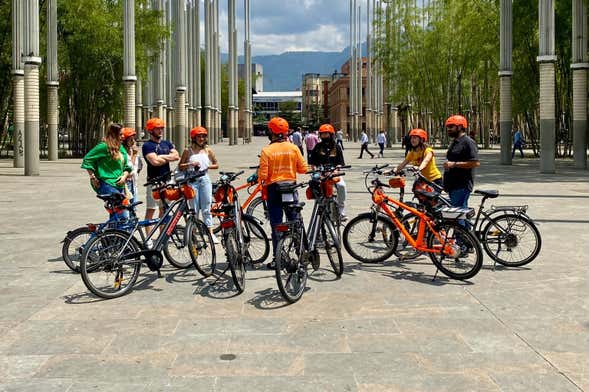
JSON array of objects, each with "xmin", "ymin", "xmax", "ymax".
[{"xmin": 0, "ymin": 138, "xmax": 587, "ymax": 391}]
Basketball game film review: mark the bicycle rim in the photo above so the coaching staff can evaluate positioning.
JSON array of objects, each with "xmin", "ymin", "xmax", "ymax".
[
  {"xmin": 343, "ymin": 213, "xmax": 398, "ymax": 263},
  {"xmin": 275, "ymin": 234, "xmax": 307, "ymax": 303},
  {"xmin": 321, "ymin": 219, "xmax": 344, "ymax": 277},
  {"xmin": 482, "ymin": 214, "xmax": 542, "ymax": 267},
  {"xmin": 62, "ymin": 226, "xmax": 93, "ymax": 272},
  {"xmin": 80, "ymin": 231, "xmax": 141, "ymax": 299},
  {"xmin": 246, "ymin": 196, "xmax": 270, "ymax": 234},
  {"xmin": 163, "ymin": 224, "xmax": 193, "ymax": 269},
  {"xmin": 428, "ymin": 222, "xmax": 483, "ymax": 280},
  {"xmin": 226, "ymin": 230, "xmax": 245, "ymax": 293},
  {"xmin": 242, "ymin": 215, "xmax": 270, "ymax": 264},
  {"xmin": 187, "ymin": 219, "xmax": 216, "ymax": 277}
]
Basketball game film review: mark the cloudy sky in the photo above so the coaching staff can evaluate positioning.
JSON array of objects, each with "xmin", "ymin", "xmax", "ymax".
[{"xmin": 211, "ymin": 0, "xmax": 361, "ymax": 56}]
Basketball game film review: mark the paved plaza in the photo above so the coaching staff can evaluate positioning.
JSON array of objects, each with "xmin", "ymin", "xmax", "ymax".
[{"xmin": 0, "ymin": 138, "xmax": 587, "ymax": 391}]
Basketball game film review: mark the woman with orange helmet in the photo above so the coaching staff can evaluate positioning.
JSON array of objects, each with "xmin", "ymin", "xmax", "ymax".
[
  {"xmin": 179, "ymin": 126, "xmax": 220, "ymax": 242},
  {"xmin": 393, "ymin": 128, "xmax": 442, "ymax": 186},
  {"xmin": 121, "ymin": 127, "xmax": 143, "ymax": 203},
  {"xmin": 259, "ymin": 117, "xmax": 308, "ymax": 269}
]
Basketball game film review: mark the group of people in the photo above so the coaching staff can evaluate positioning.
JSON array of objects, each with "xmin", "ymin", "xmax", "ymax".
[{"xmin": 80, "ymin": 112, "xmax": 479, "ymax": 270}]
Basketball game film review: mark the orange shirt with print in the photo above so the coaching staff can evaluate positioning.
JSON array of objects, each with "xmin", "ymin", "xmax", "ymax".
[{"xmin": 259, "ymin": 141, "xmax": 308, "ymax": 185}]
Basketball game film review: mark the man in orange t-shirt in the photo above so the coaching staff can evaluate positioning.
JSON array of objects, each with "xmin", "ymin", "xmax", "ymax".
[{"xmin": 259, "ymin": 117, "xmax": 308, "ymax": 269}]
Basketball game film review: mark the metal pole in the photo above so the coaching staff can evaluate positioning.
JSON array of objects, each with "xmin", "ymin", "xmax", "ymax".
[
  {"xmin": 205, "ymin": 0, "xmax": 212, "ymax": 140},
  {"xmin": 244, "ymin": 0, "xmax": 252, "ymax": 142},
  {"xmin": 194, "ymin": 0, "xmax": 202, "ymax": 127},
  {"xmin": 123, "ymin": 0, "xmax": 137, "ymax": 131},
  {"xmin": 572, "ymin": 0, "xmax": 588, "ymax": 169},
  {"xmin": 12, "ymin": 0, "xmax": 25, "ymax": 168},
  {"xmin": 228, "ymin": 0, "xmax": 235, "ymax": 145},
  {"xmin": 538, "ymin": 0, "xmax": 556, "ymax": 173},
  {"xmin": 215, "ymin": 0, "xmax": 221, "ymax": 143},
  {"xmin": 175, "ymin": 0, "xmax": 187, "ymax": 152},
  {"xmin": 24, "ymin": 0, "xmax": 42, "ymax": 176},
  {"xmin": 499, "ymin": 0, "xmax": 513, "ymax": 164},
  {"xmin": 47, "ymin": 0, "xmax": 58, "ymax": 161}
]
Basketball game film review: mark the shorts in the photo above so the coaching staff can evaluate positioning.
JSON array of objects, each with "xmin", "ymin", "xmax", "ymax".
[{"xmin": 145, "ymin": 184, "xmax": 163, "ymax": 210}]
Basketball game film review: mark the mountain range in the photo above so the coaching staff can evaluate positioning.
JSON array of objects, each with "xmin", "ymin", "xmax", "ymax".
[{"xmin": 223, "ymin": 43, "xmax": 367, "ymax": 92}]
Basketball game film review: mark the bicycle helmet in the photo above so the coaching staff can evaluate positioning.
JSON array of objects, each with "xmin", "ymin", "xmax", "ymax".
[
  {"xmin": 409, "ymin": 128, "xmax": 427, "ymax": 142},
  {"xmin": 445, "ymin": 115, "xmax": 468, "ymax": 129},
  {"xmin": 121, "ymin": 127, "xmax": 136, "ymax": 139},
  {"xmin": 319, "ymin": 124, "xmax": 335, "ymax": 134},
  {"xmin": 190, "ymin": 126, "xmax": 208, "ymax": 138},
  {"xmin": 145, "ymin": 117, "xmax": 165, "ymax": 132},
  {"xmin": 268, "ymin": 117, "xmax": 289, "ymax": 136}
]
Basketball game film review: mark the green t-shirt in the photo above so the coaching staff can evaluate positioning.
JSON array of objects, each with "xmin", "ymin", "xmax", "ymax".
[{"xmin": 81, "ymin": 142, "xmax": 132, "ymax": 189}]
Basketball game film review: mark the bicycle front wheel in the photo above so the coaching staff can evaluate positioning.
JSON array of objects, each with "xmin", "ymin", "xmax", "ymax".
[
  {"xmin": 80, "ymin": 230, "xmax": 142, "ymax": 299},
  {"xmin": 187, "ymin": 218, "xmax": 217, "ymax": 277},
  {"xmin": 428, "ymin": 222, "xmax": 483, "ymax": 280},
  {"xmin": 482, "ymin": 214, "xmax": 541, "ymax": 267},
  {"xmin": 275, "ymin": 232, "xmax": 308, "ymax": 303},
  {"xmin": 342, "ymin": 213, "xmax": 398, "ymax": 263},
  {"xmin": 62, "ymin": 226, "xmax": 93, "ymax": 272},
  {"xmin": 225, "ymin": 229, "xmax": 245, "ymax": 293},
  {"xmin": 163, "ymin": 224, "xmax": 193, "ymax": 269},
  {"xmin": 321, "ymin": 218, "xmax": 344, "ymax": 277},
  {"xmin": 242, "ymin": 214, "xmax": 270, "ymax": 265}
]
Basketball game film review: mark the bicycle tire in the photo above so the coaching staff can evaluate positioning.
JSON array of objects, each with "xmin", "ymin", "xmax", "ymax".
[
  {"xmin": 481, "ymin": 214, "xmax": 541, "ymax": 267},
  {"xmin": 245, "ymin": 196, "xmax": 270, "ymax": 233},
  {"xmin": 225, "ymin": 229, "xmax": 245, "ymax": 293},
  {"xmin": 242, "ymin": 214, "xmax": 270, "ymax": 264},
  {"xmin": 321, "ymin": 218, "xmax": 344, "ymax": 277},
  {"xmin": 187, "ymin": 218, "xmax": 217, "ymax": 277},
  {"xmin": 62, "ymin": 226, "xmax": 94, "ymax": 272},
  {"xmin": 342, "ymin": 212, "xmax": 398, "ymax": 263},
  {"xmin": 80, "ymin": 229, "xmax": 142, "ymax": 299},
  {"xmin": 275, "ymin": 232, "xmax": 308, "ymax": 303},
  {"xmin": 394, "ymin": 214, "xmax": 424, "ymax": 260},
  {"xmin": 163, "ymin": 224, "xmax": 193, "ymax": 269},
  {"xmin": 427, "ymin": 222, "xmax": 483, "ymax": 280}
]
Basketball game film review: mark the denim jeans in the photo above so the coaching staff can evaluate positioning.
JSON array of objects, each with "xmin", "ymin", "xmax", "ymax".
[
  {"xmin": 190, "ymin": 174, "xmax": 213, "ymax": 227},
  {"xmin": 267, "ymin": 183, "xmax": 299, "ymax": 259},
  {"xmin": 448, "ymin": 187, "xmax": 471, "ymax": 229},
  {"xmin": 97, "ymin": 181, "xmax": 129, "ymax": 219}
]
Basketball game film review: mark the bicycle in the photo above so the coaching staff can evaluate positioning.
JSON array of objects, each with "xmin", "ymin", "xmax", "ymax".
[
  {"xmin": 343, "ymin": 165, "xmax": 483, "ymax": 280},
  {"xmin": 406, "ymin": 168, "xmax": 542, "ymax": 267},
  {"xmin": 211, "ymin": 171, "xmax": 270, "ymax": 294},
  {"xmin": 273, "ymin": 168, "xmax": 346, "ymax": 303},
  {"xmin": 79, "ymin": 171, "xmax": 216, "ymax": 299},
  {"xmin": 211, "ymin": 165, "xmax": 270, "ymax": 235},
  {"xmin": 61, "ymin": 191, "xmax": 200, "ymax": 272}
]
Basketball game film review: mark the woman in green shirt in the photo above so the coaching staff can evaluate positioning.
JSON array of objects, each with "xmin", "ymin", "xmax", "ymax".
[{"xmin": 81, "ymin": 123, "xmax": 132, "ymax": 202}]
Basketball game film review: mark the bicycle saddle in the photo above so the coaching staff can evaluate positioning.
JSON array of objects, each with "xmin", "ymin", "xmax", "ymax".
[
  {"xmin": 474, "ymin": 190, "xmax": 499, "ymax": 198},
  {"xmin": 96, "ymin": 193, "xmax": 125, "ymax": 203}
]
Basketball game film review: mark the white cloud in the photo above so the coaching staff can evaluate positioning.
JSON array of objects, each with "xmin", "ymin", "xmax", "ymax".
[{"xmin": 251, "ymin": 24, "xmax": 347, "ymax": 55}]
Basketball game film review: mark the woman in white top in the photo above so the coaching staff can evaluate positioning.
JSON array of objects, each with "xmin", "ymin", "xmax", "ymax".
[
  {"xmin": 178, "ymin": 126, "xmax": 219, "ymax": 238},
  {"xmin": 122, "ymin": 127, "xmax": 143, "ymax": 202}
]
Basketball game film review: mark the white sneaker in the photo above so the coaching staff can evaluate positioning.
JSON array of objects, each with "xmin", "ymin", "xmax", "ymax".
[{"xmin": 211, "ymin": 233, "xmax": 220, "ymax": 244}]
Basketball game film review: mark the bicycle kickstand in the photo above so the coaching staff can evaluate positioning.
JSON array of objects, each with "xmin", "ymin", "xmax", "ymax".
[{"xmin": 432, "ymin": 268, "xmax": 439, "ymax": 282}]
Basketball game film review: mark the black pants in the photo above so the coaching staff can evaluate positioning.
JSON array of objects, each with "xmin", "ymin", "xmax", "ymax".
[
  {"xmin": 378, "ymin": 143, "xmax": 385, "ymax": 156},
  {"xmin": 336, "ymin": 140, "xmax": 344, "ymax": 150},
  {"xmin": 359, "ymin": 143, "xmax": 374, "ymax": 158}
]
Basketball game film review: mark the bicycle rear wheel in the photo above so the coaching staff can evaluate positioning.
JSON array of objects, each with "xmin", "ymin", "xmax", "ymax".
[
  {"xmin": 321, "ymin": 218, "xmax": 344, "ymax": 277},
  {"xmin": 275, "ymin": 232, "xmax": 308, "ymax": 303},
  {"xmin": 242, "ymin": 214, "xmax": 270, "ymax": 264},
  {"xmin": 246, "ymin": 196, "xmax": 270, "ymax": 234},
  {"xmin": 225, "ymin": 229, "xmax": 245, "ymax": 293},
  {"xmin": 395, "ymin": 214, "xmax": 424, "ymax": 260},
  {"xmin": 482, "ymin": 214, "xmax": 541, "ymax": 267},
  {"xmin": 163, "ymin": 224, "xmax": 193, "ymax": 269},
  {"xmin": 187, "ymin": 218, "xmax": 217, "ymax": 277},
  {"xmin": 342, "ymin": 212, "xmax": 398, "ymax": 263},
  {"xmin": 428, "ymin": 222, "xmax": 483, "ymax": 280},
  {"xmin": 80, "ymin": 230, "xmax": 142, "ymax": 299},
  {"xmin": 62, "ymin": 226, "xmax": 93, "ymax": 272}
]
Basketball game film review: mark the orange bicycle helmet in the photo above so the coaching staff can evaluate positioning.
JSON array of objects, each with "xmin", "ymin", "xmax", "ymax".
[
  {"xmin": 121, "ymin": 127, "xmax": 137, "ymax": 139},
  {"xmin": 268, "ymin": 117, "xmax": 289, "ymax": 135},
  {"xmin": 319, "ymin": 124, "xmax": 335, "ymax": 134},
  {"xmin": 445, "ymin": 115, "xmax": 468, "ymax": 129},
  {"xmin": 409, "ymin": 128, "xmax": 427, "ymax": 142},
  {"xmin": 145, "ymin": 117, "xmax": 165, "ymax": 132},
  {"xmin": 190, "ymin": 126, "xmax": 208, "ymax": 138}
]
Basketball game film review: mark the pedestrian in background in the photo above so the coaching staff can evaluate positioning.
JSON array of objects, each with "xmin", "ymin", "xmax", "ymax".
[
  {"xmin": 305, "ymin": 129, "xmax": 319, "ymax": 163},
  {"xmin": 336, "ymin": 128, "xmax": 345, "ymax": 150},
  {"xmin": 512, "ymin": 129, "xmax": 525, "ymax": 158},
  {"xmin": 377, "ymin": 130, "xmax": 386, "ymax": 158},
  {"xmin": 358, "ymin": 130, "xmax": 375, "ymax": 159}
]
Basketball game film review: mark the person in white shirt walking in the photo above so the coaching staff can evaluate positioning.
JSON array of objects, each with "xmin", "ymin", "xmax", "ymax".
[
  {"xmin": 377, "ymin": 131, "xmax": 386, "ymax": 158},
  {"xmin": 358, "ymin": 130, "xmax": 375, "ymax": 159}
]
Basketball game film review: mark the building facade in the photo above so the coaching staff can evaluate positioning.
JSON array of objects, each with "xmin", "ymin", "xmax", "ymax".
[
  {"xmin": 301, "ymin": 73, "xmax": 331, "ymax": 127},
  {"xmin": 252, "ymin": 91, "xmax": 302, "ymax": 135},
  {"xmin": 238, "ymin": 63, "xmax": 264, "ymax": 93}
]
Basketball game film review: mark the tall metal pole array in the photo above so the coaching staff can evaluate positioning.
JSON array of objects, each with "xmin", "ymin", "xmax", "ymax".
[
  {"xmin": 572, "ymin": 0, "xmax": 588, "ymax": 169},
  {"xmin": 366, "ymin": 0, "xmax": 373, "ymax": 142},
  {"xmin": 228, "ymin": 0, "xmax": 237, "ymax": 145},
  {"xmin": 499, "ymin": 0, "xmax": 513, "ymax": 165},
  {"xmin": 135, "ymin": 78, "xmax": 143, "ymax": 132},
  {"xmin": 349, "ymin": 0, "xmax": 355, "ymax": 142},
  {"xmin": 174, "ymin": 0, "xmax": 187, "ymax": 152},
  {"xmin": 192, "ymin": 0, "xmax": 202, "ymax": 127},
  {"xmin": 244, "ymin": 0, "xmax": 253, "ymax": 143},
  {"xmin": 12, "ymin": 0, "xmax": 25, "ymax": 168},
  {"xmin": 356, "ymin": 3, "xmax": 363, "ymax": 141},
  {"xmin": 154, "ymin": 0, "xmax": 166, "ymax": 122},
  {"xmin": 123, "ymin": 0, "xmax": 136, "ymax": 131},
  {"xmin": 205, "ymin": 0, "xmax": 212, "ymax": 141},
  {"xmin": 215, "ymin": 0, "xmax": 222, "ymax": 143},
  {"xmin": 24, "ymin": 0, "xmax": 42, "ymax": 176},
  {"xmin": 47, "ymin": 0, "xmax": 58, "ymax": 161},
  {"xmin": 538, "ymin": 0, "xmax": 556, "ymax": 173}
]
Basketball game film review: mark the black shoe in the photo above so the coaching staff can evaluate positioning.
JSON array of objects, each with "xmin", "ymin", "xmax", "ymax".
[{"xmin": 266, "ymin": 260, "xmax": 276, "ymax": 270}]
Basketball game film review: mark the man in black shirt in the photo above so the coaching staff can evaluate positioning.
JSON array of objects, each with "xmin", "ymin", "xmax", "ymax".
[
  {"xmin": 443, "ymin": 115, "xmax": 480, "ymax": 209},
  {"xmin": 309, "ymin": 123, "xmax": 348, "ymax": 220}
]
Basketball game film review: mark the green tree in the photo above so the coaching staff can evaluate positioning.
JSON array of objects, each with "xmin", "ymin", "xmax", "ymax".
[{"xmin": 278, "ymin": 101, "xmax": 301, "ymax": 129}]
